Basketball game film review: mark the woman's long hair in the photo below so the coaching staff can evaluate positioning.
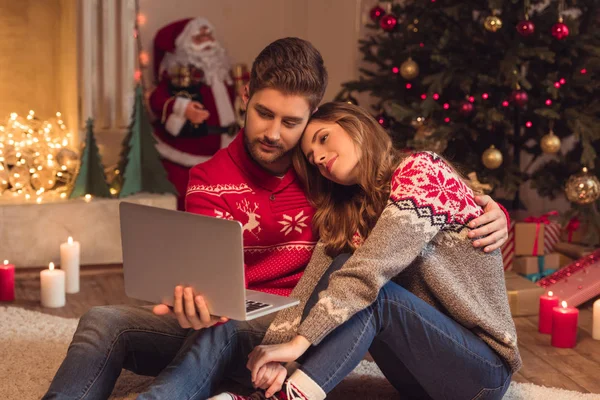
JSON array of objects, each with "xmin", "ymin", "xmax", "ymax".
[
  {"xmin": 293, "ymin": 102, "xmax": 403, "ymax": 257},
  {"xmin": 294, "ymin": 102, "xmax": 480, "ymax": 257}
]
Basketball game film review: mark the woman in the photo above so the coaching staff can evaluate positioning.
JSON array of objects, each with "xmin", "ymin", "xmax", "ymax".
[{"xmin": 220, "ymin": 102, "xmax": 521, "ymax": 400}]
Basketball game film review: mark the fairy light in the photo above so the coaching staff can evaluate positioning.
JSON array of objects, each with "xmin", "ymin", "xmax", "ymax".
[
  {"xmin": 546, "ymin": 99, "xmax": 553, "ymax": 106},
  {"xmin": 502, "ymin": 101, "xmax": 509, "ymax": 107}
]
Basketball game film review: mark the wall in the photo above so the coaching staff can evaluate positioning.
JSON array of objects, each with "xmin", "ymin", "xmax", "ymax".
[
  {"xmin": 137, "ymin": 0, "xmax": 363, "ymax": 102},
  {"xmin": 0, "ymin": 0, "xmax": 78, "ymax": 135}
]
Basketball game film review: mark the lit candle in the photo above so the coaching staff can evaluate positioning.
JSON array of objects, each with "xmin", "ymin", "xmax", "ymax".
[
  {"xmin": 539, "ymin": 291, "xmax": 560, "ymax": 334},
  {"xmin": 60, "ymin": 236, "xmax": 80, "ymax": 294},
  {"xmin": 593, "ymin": 299, "xmax": 600, "ymax": 341},
  {"xmin": 40, "ymin": 262, "xmax": 65, "ymax": 308},
  {"xmin": 0, "ymin": 260, "xmax": 15, "ymax": 302},
  {"xmin": 551, "ymin": 301, "xmax": 579, "ymax": 348}
]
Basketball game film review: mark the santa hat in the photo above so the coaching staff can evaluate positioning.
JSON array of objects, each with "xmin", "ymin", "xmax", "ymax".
[{"xmin": 153, "ymin": 17, "xmax": 219, "ymax": 78}]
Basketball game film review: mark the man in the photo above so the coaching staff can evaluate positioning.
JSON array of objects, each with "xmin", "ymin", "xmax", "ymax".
[
  {"xmin": 150, "ymin": 17, "xmax": 247, "ymax": 209},
  {"xmin": 44, "ymin": 37, "xmax": 508, "ymax": 400}
]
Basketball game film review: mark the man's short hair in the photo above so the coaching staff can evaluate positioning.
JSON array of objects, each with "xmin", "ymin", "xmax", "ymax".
[{"xmin": 249, "ymin": 38, "xmax": 328, "ymax": 111}]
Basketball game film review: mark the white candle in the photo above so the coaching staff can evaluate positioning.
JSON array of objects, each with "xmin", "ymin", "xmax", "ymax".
[
  {"xmin": 593, "ymin": 299, "xmax": 600, "ymax": 341},
  {"xmin": 40, "ymin": 262, "xmax": 65, "ymax": 308},
  {"xmin": 60, "ymin": 236, "xmax": 80, "ymax": 293}
]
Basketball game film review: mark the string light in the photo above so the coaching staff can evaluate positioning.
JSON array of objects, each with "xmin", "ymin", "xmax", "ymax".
[
  {"xmin": 432, "ymin": 93, "xmax": 440, "ymax": 100},
  {"xmin": 420, "ymin": 94, "xmax": 427, "ymax": 100},
  {"xmin": 406, "ymin": 83, "xmax": 412, "ymax": 89},
  {"xmin": 482, "ymin": 93, "xmax": 489, "ymax": 100},
  {"xmin": 546, "ymin": 99, "xmax": 553, "ymax": 106},
  {"xmin": 554, "ymin": 82, "xmax": 561, "ymax": 88},
  {"xmin": 559, "ymin": 78, "xmax": 566, "ymax": 85},
  {"xmin": 468, "ymin": 96, "xmax": 475, "ymax": 103},
  {"xmin": 502, "ymin": 101, "xmax": 509, "ymax": 107},
  {"xmin": 443, "ymin": 103, "xmax": 450, "ymax": 110},
  {"xmin": 580, "ymin": 68, "xmax": 587, "ymax": 74},
  {"xmin": 392, "ymin": 67, "xmax": 399, "ymax": 74},
  {"xmin": 525, "ymin": 121, "xmax": 533, "ymax": 128}
]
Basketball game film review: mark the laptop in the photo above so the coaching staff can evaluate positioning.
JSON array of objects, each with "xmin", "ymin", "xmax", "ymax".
[{"xmin": 119, "ymin": 202, "xmax": 300, "ymax": 321}]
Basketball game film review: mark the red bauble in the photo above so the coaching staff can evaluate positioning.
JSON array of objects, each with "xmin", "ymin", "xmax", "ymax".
[
  {"xmin": 369, "ymin": 6, "xmax": 385, "ymax": 22},
  {"xmin": 512, "ymin": 90, "xmax": 529, "ymax": 108},
  {"xmin": 376, "ymin": 113, "xmax": 390, "ymax": 129},
  {"xmin": 551, "ymin": 21, "xmax": 569, "ymax": 40},
  {"xmin": 380, "ymin": 14, "xmax": 398, "ymax": 32},
  {"xmin": 516, "ymin": 20, "xmax": 535, "ymax": 36},
  {"xmin": 459, "ymin": 101, "xmax": 474, "ymax": 116}
]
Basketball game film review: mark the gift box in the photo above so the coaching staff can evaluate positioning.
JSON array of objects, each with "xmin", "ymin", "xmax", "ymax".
[
  {"xmin": 513, "ymin": 253, "xmax": 561, "ymax": 275},
  {"xmin": 554, "ymin": 242, "xmax": 596, "ymax": 259},
  {"xmin": 559, "ymin": 253, "xmax": 575, "ymax": 268},
  {"xmin": 537, "ymin": 249, "xmax": 600, "ymax": 308},
  {"xmin": 505, "ymin": 271, "xmax": 545, "ymax": 316},
  {"xmin": 561, "ymin": 218, "xmax": 599, "ymax": 246},
  {"xmin": 514, "ymin": 214, "xmax": 561, "ymax": 256}
]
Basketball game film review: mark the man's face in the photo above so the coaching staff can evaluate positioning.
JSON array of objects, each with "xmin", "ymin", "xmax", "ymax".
[
  {"xmin": 192, "ymin": 27, "xmax": 214, "ymax": 48},
  {"xmin": 243, "ymin": 88, "xmax": 312, "ymax": 175}
]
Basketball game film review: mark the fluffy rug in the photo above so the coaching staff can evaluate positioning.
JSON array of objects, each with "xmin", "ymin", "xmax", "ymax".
[{"xmin": 1, "ymin": 306, "xmax": 599, "ymax": 400}]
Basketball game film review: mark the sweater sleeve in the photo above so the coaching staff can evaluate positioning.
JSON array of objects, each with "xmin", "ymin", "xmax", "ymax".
[
  {"xmin": 297, "ymin": 152, "xmax": 482, "ymax": 345},
  {"xmin": 261, "ymin": 241, "xmax": 333, "ymax": 345},
  {"xmin": 185, "ymin": 164, "xmax": 232, "ymax": 218}
]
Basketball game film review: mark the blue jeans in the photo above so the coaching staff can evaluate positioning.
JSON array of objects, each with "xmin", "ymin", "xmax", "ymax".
[
  {"xmin": 42, "ymin": 303, "xmax": 273, "ymax": 400},
  {"xmin": 297, "ymin": 254, "xmax": 512, "ymax": 400}
]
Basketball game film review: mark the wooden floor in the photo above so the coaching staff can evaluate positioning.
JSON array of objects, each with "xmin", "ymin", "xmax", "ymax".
[{"xmin": 9, "ymin": 267, "xmax": 600, "ymax": 395}]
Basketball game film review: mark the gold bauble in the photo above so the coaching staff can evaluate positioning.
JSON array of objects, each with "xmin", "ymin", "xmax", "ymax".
[
  {"xmin": 31, "ymin": 166, "xmax": 57, "ymax": 191},
  {"xmin": 484, "ymin": 15, "xmax": 503, "ymax": 32},
  {"xmin": 400, "ymin": 58, "xmax": 419, "ymax": 80},
  {"xmin": 56, "ymin": 147, "xmax": 80, "ymax": 173},
  {"xmin": 482, "ymin": 145, "xmax": 503, "ymax": 169},
  {"xmin": 565, "ymin": 167, "xmax": 600, "ymax": 205},
  {"xmin": 540, "ymin": 131, "xmax": 561, "ymax": 154},
  {"xmin": 8, "ymin": 165, "xmax": 31, "ymax": 190}
]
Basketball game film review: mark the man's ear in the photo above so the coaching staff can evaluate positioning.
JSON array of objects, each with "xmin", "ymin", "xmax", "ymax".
[{"xmin": 242, "ymin": 84, "xmax": 250, "ymax": 109}]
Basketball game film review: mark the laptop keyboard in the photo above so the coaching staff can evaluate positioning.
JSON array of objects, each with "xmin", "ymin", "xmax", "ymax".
[{"xmin": 246, "ymin": 300, "xmax": 273, "ymax": 313}]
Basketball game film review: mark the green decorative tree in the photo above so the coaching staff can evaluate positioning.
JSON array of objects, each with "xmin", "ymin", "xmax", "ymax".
[
  {"xmin": 69, "ymin": 118, "xmax": 112, "ymax": 199},
  {"xmin": 119, "ymin": 85, "xmax": 177, "ymax": 198},
  {"xmin": 339, "ymin": 0, "xmax": 600, "ymax": 220}
]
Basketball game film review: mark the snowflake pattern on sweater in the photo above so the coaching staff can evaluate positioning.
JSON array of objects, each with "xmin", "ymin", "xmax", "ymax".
[{"xmin": 262, "ymin": 152, "xmax": 522, "ymax": 372}]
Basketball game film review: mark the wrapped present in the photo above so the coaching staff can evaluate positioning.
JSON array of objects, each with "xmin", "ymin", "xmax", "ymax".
[
  {"xmin": 523, "ymin": 268, "xmax": 557, "ymax": 283},
  {"xmin": 554, "ymin": 242, "xmax": 596, "ymax": 259},
  {"xmin": 559, "ymin": 253, "xmax": 575, "ymax": 268},
  {"xmin": 505, "ymin": 271, "xmax": 545, "ymax": 316},
  {"xmin": 561, "ymin": 217, "xmax": 599, "ymax": 246},
  {"xmin": 537, "ymin": 249, "xmax": 600, "ymax": 307},
  {"xmin": 513, "ymin": 253, "xmax": 560, "ymax": 276},
  {"xmin": 502, "ymin": 221, "xmax": 516, "ymax": 271},
  {"xmin": 514, "ymin": 212, "xmax": 561, "ymax": 256}
]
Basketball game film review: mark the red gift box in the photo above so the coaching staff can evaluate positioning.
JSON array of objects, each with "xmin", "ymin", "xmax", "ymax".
[{"xmin": 537, "ymin": 250, "xmax": 600, "ymax": 307}]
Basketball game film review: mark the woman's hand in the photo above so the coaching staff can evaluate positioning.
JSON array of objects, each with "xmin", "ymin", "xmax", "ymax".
[
  {"xmin": 253, "ymin": 362, "xmax": 288, "ymax": 398},
  {"xmin": 468, "ymin": 195, "xmax": 508, "ymax": 252},
  {"xmin": 247, "ymin": 335, "xmax": 311, "ymax": 383}
]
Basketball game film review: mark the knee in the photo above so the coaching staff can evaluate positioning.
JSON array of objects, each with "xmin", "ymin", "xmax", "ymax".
[
  {"xmin": 75, "ymin": 305, "xmax": 133, "ymax": 345},
  {"xmin": 376, "ymin": 282, "xmax": 413, "ymax": 306}
]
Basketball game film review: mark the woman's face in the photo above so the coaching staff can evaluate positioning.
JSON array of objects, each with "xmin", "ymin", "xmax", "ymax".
[{"xmin": 301, "ymin": 121, "xmax": 360, "ymax": 186}]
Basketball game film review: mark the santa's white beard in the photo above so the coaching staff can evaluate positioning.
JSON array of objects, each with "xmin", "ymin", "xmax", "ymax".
[{"xmin": 183, "ymin": 41, "xmax": 232, "ymax": 86}]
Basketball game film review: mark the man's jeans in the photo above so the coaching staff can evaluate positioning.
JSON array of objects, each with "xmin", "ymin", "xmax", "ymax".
[
  {"xmin": 297, "ymin": 254, "xmax": 512, "ymax": 400},
  {"xmin": 42, "ymin": 254, "xmax": 353, "ymax": 400}
]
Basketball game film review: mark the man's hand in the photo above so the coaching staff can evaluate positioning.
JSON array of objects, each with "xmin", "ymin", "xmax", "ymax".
[
  {"xmin": 184, "ymin": 101, "xmax": 211, "ymax": 124},
  {"xmin": 253, "ymin": 362, "xmax": 288, "ymax": 398},
  {"xmin": 153, "ymin": 285, "xmax": 228, "ymax": 330},
  {"xmin": 468, "ymin": 195, "xmax": 508, "ymax": 253},
  {"xmin": 247, "ymin": 336, "xmax": 311, "ymax": 383}
]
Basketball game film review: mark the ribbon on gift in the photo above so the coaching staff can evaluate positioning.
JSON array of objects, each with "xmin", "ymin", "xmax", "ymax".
[
  {"xmin": 524, "ymin": 268, "xmax": 557, "ymax": 283},
  {"xmin": 537, "ymin": 255, "xmax": 545, "ymax": 274},
  {"xmin": 524, "ymin": 211, "xmax": 559, "ymax": 256},
  {"xmin": 565, "ymin": 217, "xmax": 581, "ymax": 243}
]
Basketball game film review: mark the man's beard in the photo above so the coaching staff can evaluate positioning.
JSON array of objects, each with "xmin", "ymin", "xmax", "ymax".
[
  {"xmin": 244, "ymin": 134, "xmax": 287, "ymax": 166},
  {"xmin": 183, "ymin": 41, "xmax": 231, "ymax": 85}
]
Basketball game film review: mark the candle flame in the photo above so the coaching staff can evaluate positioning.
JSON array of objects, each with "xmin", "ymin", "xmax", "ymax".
[
  {"xmin": 548, "ymin": 291, "xmax": 554, "ymax": 297},
  {"xmin": 562, "ymin": 301, "xmax": 568, "ymax": 308},
  {"xmin": 49, "ymin": 262, "xmax": 55, "ymax": 271},
  {"xmin": 3, "ymin": 260, "xmax": 8, "ymax": 265},
  {"xmin": 68, "ymin": 236, "xmax": 73, "ymax": 245}
]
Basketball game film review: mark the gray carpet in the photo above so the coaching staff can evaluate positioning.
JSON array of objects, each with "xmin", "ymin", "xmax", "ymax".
[{"xmin": 1, "ymin": 307, "xmax": 599, "ymax": 400}]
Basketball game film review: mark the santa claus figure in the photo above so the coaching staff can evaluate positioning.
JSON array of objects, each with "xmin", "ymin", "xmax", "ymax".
[{"xmin": 150, "ymin": 17, "xmax": 247, "ymax": 209}]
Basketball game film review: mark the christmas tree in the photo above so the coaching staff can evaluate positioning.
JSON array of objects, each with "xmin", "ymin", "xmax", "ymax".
[
  {"xmin": 69, "ymin": 119, "xmax": 112, "ymax": 199},
  {"xmin": 339, "ymin": 0, "xmax": 600, "ymax": 219},
  {"xmin": 119, "ymin": 85, "xmax": 177, "ymax": 198}
]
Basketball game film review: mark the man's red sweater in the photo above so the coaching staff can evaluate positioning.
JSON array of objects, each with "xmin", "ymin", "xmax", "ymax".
[
  {"xmin": 185, "ymin": 130, "xmax": 317, "ymax": 296},
  {"xmin": 186, "ymin": 130, "xmax": 511, "ymax": 297}
]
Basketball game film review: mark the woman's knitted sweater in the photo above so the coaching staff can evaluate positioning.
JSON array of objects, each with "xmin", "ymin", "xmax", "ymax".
[{"xmin": 261, "ymin": 152, "xmax": 522, "ymax": 372}]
